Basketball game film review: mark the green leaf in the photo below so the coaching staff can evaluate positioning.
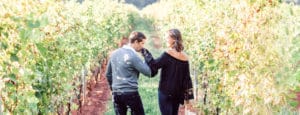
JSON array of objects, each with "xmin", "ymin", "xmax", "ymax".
[
  {"xmin": 27, "ymin": 96, "xmax": 39, "ymax": 104},
  {"xmin": 0, "ymin": 26, "xmax": 3, "ymax": 32},
  {"xmin": 5, "ymin": 82, "xmax": 14, "ymax": 88},
  {"xmin": 1, "ymin": 41, "xmax": 8, "ymax": 50},
  {"xmin": 39, "ymin": 16, "xmax": 49, "ymax": 27},
  {"xmin": 19, "ymin": 29, "xmax": 30, "ymax": 43},
  {"xmin": 3, "ymin": 32, "xmax": 8, "ymax": 38},
  {"xmin": 27, "ymin": 20, "xmax": 40, "ymax": 28},
  {"xmin": 8, "ymin": 74, "xmax": 17, "ymax": 82},
  {"xmin": 36, "ymin": 43, "xmax": 47, "ymax": 56},
  {"xmin": 208, "ymin": 58, "xmax": 215, "ymax": 64},
  {"xmin": 10, "ymin": 53, "xmax": 19, "ymax": 62},
  {"xmin": 11, "ymin": 16, "xmax": 21, "ymax": 22},
  {"xmin": 289, "ymin": 100, "xmax": 298, "ymax": 107}
]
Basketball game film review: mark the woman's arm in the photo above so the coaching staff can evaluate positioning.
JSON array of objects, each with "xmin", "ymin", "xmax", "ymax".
[
  {"xmin": 184, "ymin": 63, "xmax": 194, "ymax": 100},
  {"xmin": 141, "ymin": 48, "xmax": 166, "ymax": 77}
]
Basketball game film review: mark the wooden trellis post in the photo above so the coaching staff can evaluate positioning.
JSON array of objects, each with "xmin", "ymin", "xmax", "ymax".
[
  {"xmin": 192, "ymin": 64, "xmax": 198, "ymax": 101},
  {"xmin": 81, "ymin": 66, "xmax": 87, "ymax": 106}
]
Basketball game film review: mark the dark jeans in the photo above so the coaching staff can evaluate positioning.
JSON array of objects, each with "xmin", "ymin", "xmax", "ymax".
[
  {"xmin": 113, "ymin": 91, "xmax": 145, "ymax": 115},
  {"xmin": 158, "ymin": 91, "xmax": 180, "ymax": 115}
]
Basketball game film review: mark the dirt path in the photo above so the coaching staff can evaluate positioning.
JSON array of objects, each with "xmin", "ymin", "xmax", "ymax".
[
  {"xmin": 179, "ymin": 105, "xmax": 200, "ymax": 115},
  {"xmin": 72, "ymin": 64, "xmax": 111, "ymax": 115}
]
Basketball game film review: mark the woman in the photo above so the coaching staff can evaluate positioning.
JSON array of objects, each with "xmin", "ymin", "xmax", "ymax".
[{"xmin": 142, "ymin": 29, "xmax": 194, "ymax": 115}]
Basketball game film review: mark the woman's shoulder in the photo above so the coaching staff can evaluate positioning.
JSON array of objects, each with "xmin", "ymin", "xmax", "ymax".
[{"xmin": 165, "ymin": 49, "xmax": 189, "ymax": 62}]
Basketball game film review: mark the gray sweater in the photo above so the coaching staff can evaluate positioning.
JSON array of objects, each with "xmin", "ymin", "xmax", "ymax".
[{"xmin": 106, "ymin": 45, "xmax": 152, "ymax": 92}]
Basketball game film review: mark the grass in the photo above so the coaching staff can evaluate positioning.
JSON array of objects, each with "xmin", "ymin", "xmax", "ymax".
[{"xmin": 104, "ymin": 75, "xmax": 160, "ymax": 115}]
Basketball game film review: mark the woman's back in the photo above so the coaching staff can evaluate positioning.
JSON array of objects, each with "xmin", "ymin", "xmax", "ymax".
[{"xmin": 156, "ymin": 51, "xmax": 191, "ymax": 104}]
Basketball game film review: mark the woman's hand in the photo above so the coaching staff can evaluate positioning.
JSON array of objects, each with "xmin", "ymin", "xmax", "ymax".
[
  {"xmin": 141, "ymin": 48, "xmax": 153, "ymax": 63},
  {"xmin": 184, "ymin": 100, "xmax": 193, "ymax": 109},
  {"xmin": 141, "ymin": 48, "xmax": 151, "ymax": 57},
  {"xmin": 184, "ymin": 100, "xmax": 191, "ymax": 104}
]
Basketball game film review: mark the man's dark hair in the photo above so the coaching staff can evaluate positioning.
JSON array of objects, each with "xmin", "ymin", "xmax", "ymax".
[{"xmin": 128, "ymin": 31, "xmax": 146, "ymax": 43}]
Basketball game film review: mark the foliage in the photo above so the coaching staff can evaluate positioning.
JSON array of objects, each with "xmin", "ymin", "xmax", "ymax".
[
  {"xmin": 0, "ymin": 0, "xmax": 138, "ymax": 114},
  {"xmin": 143, "ymin": 0, "xmax": 300, "ymax": 114},
  {"xmin": 1, "ymin": 0, "xmax": 300, "ymax": 114}
]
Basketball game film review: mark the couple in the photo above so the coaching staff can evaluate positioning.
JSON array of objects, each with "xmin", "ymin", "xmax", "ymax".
[{"xmin": 105, "ymin": 29, "xmax": 194, "ymax": 115}]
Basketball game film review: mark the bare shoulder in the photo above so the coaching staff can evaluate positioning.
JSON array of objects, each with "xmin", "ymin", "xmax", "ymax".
[
  {"xmin": 166, "ymin": 49, "xmax": 173, "ymax": 54},
  {"xmin": 181, "ymin": 52, "xmax": 189, "ymax": 60},
  {"xmin": 166, "ymin": 50, "xmax": 189, "ymax": 61}
]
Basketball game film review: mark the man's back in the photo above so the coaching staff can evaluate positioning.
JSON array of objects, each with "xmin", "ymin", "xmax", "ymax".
[
  {"xmin": 106, "ymin": 45, "xmax": 151, "ymax": 93},
  {"xmin": 106, "ymin": 31, "xmax": 150, "ymax": 115}
]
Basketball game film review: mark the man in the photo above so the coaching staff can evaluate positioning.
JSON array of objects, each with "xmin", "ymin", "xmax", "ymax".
[{"xmin": 106, "ymin": 31, "xmax": 154, "ymax": 115}]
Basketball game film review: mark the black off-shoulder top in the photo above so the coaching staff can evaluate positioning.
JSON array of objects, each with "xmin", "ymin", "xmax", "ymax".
[{"xmin": 149, "ymin": 52, "xmax": 194, "ymax": 104}]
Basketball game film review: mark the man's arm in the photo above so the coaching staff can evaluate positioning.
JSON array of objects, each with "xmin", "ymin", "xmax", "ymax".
[
  {"xmin": 105, "ymin": 60, "xmax": 113, "ymax": 90},
  {"xmin": 132, "ymin": 55, "xmax": 152, "ymax": 77}
]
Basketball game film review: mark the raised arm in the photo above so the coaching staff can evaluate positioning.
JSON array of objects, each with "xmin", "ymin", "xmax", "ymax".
[
  {"xmin": 131, "ymin": 55, "xmax": 152, "ymax": 77},
  {"xmin": 141, "ymin": 48, "xmax": 166, "ymax": 77}
]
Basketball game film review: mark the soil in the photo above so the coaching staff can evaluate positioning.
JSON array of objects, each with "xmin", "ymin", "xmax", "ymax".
[
  {"xmin": 71, "ymin": 63, "xmax": 111, "ymax": 115},
  {"xmin": 179, "ymin": 104, "xmax": 201, "ymax": 115}
]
